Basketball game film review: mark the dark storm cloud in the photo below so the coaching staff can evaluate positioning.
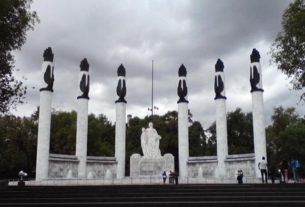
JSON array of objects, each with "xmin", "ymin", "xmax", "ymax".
[{"xmin": 13, "ymin": 0, "xmax": 304, "ymax": 128}]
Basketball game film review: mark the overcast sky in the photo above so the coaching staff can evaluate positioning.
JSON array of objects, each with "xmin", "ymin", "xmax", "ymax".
[{"xmin": 12, "ymin": 0, "xmax": 304, "ymax": 128}]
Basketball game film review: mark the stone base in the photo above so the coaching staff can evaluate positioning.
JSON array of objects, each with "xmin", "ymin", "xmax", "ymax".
[{"xmin": 130, "ymin": 153, "xmax": 174, "ymax": 178}]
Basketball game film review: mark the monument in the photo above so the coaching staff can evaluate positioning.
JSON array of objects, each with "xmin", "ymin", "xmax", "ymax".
[{"xmin": 130, "ymin": 122, "xmax": 174, "ymax": 178}]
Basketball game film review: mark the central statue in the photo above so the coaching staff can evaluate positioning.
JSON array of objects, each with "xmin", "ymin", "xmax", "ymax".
[{"xmin": 140, "ymin": 122, "xmax": 161, "ymax": 158}]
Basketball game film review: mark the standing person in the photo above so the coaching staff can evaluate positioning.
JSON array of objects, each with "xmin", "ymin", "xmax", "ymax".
[
  {"xmin": 174, "ymin": 171, "xmax": 179, "ymax": 185},
  {"xmin": 162, "ymin": 171, "xmax": 167, "ymax": 184},
  {"xmin": 258, "ymin": 156, "xmax": 268, "ymax": 183},
  {"xmin": 237, "ymin": 169, "xmax": 243, "ymax": 184},
  {"xmin": 291, "ymin": 158, "xmax": 300, "ymax": 183},
  {"xmin": 281, "ymin": 160, "xmax": 289, "ymax": 183}
]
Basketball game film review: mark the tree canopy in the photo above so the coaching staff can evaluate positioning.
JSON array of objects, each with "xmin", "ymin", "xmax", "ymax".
[
  {"xmin": 0, "ymin": 0, "xmax": 39, "ymax": 113},
  {"xmin": 207, "ymin": 108, "xmax": 253, "ymax": 155},
  {"xmin": 271, "ymin": 0, "xmax": 305, "ymax": 100}
]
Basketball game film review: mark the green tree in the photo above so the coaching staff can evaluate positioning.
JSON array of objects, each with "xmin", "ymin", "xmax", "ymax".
[
  {"xmin": 266, "ymin": 106, "xmax": 305, "ymax": 176},
  {"xmin": 50, "ymin": 111, "xmax": 77, "ymax": 155},
  {"xmin": 207, "ymin": 108, "xmax": 254, "ymax": 155},
  {"xmin": 0, "ymin": 114, "xmax": 37, "ymax": 179},
  {"xmin": 87, "ymin": 113, "xmax": 115, "ymax": 156},
  {"xmin": 271, "ymin": 0, "xmax": 305, "ymax": 100},
  {"xmin": 0, "ymin": 0, "xmax": 39, "ymax": 113}
]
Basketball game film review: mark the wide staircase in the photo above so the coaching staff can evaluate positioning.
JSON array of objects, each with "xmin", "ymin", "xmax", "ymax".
[{"xmin": 1, "ymin": 184, "xmax": 305, "ymax": 206}]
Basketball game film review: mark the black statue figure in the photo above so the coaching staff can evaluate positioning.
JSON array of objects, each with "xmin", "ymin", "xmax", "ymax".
[
  {"xmin": 177, "ymin": 64, "xmax": 188, "ymax": 103},
  {"xmin": 40, "ymin": 47, "xmax": 54, "ymax": 92},
  {"xmin": 43, "ymin": 47, "xmax": 54, "ymax": 62},
  {"xmin": 115, "ymin": 64, "xmax": 127, "ymax": 103},
  {"xmin": 78, "ymin": 58, "xmax": 90, "ymax": 99},
  {"xmin": 214, "ymin": 59, "xmax": 226, "ymax": 100},
  {"xmin": 250, "ymin": 49, "xmax": 263, "ymax": 92}
]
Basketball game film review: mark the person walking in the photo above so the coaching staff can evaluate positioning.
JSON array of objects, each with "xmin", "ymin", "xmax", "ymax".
[
  {"xmin": 291, "ymin": 158, "xmax": 301, "ymax": 183},
  {"xmin": 258, "ymin": 156, "xmax": 268, "ymax": 183},
  {"xmin": 281, "ymin": 160, "xmax": 289, "ymax": 183}
]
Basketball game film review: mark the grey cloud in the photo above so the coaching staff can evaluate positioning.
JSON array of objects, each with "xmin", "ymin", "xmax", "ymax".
[{"xmin": 12, "ymin": 0, "xmax": 303, "ymax": 129}]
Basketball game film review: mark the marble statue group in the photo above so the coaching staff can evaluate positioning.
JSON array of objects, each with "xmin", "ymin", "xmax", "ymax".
[{"xmin": 141, "ymin": 122, "xmax": 161, "ymax": 158}]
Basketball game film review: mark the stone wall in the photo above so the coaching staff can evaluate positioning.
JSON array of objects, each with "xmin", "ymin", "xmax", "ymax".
[
  {"xmin": 187, "ymin": 154, "xmax": 256, "ymax": 180},
  {"xmin": 225, "ymin": 153, "xmax": 256, "ymax": 178},
  {"xmin": 187, "ymin": 156, "xmax": 218, "ymax": 178},
  {"xmin": 48, "ymin": 154, "xmax": 79, "ymax": 179},
  {"xmin": 86, "ymin": 156, "xmax": 117, "ymax": 179},
  {"xmin": 48, "ymin": 154, "xmax": 117, "ymax": 179}
]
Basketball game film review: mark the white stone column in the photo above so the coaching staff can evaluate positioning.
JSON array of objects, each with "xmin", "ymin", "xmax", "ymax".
[
  {"xmin": 76, "ymin": 99, "xmax": 88, "ymax": 179},
  {"xmin": 214, "ymin": 59, "xmax": 228, "ymax": 178},
  {"xmin": 115, "ymin": 64, "xmax": 127, "ymax": 179},
  {"xmin": 252, "ymin": 92, "xmax": 267, "ymax": 178},
  {"xmin": 76, "ymin": 58, "xmax": 90, "ymax": 179},
  {"xmin": 36, "ymin": 91, "xmax": 52, "ymax": 181},
  {"xmin": 178, "ymin": 102, "xmax": 189, "ymax": 179},
  {"xmin": 250, "ymin": 49, "xmax": 267, "ymax": 178},
  {"xmin": 36, "ymin": 47, "xmax": 54, "ymax": 181},
  {"xmin": 215, "ymin": 99, "xmax": 228, "ymax": 177},
  {"xmin": 177, "ymin": 64, "xmax": 189, "ymax": 179},
  {"xmin": 115, "ymin": 102, "xmax": 126, "ymax": 179}
]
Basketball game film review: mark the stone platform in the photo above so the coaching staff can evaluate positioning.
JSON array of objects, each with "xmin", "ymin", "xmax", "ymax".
[{"xmin": 130, "ymin": 153, "xmax": 174, "ymax": 178}]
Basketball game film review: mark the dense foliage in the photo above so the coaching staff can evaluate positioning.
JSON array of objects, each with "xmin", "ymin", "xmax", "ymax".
[
  {"xmin": 0, "ymin": 0, "xmax": 39, "ymax": 113},
  {"xmin": 271, "ymin": 0, "xmax": 305, "ymax": 100}
]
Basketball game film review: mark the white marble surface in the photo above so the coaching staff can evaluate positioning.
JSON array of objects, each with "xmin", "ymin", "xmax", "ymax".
[
  {"xmin": 76, "ymin": 99, "xmax": 89, "ymax": 178},
  {"xmin": 178, "ymin": 102, "xmax": 189, "ymax": 178},
  {"xmin": 115, "ymin": 103, "xmax": 126, "ymax": 179},
  {"xmin": 215, "ymin": 99, "xmax": 228, "ymax": 177},
  {"xmin": 140, "ymin": 122, "xmax": 162, "ymax": 158},
  {"xmin": 252, "ymin": 91, "xmax": 267, "ymax": 178},
  {"xmin": 130, "ymin": 153, "xmax": 174, "ymax": 178},
  {"xmin": 36, "ymin": 90, "xmax": 52, "ymax": 181}
]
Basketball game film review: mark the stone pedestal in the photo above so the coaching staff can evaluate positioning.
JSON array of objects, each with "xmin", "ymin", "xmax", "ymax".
[
  {"xmin": 36, "ymin": 90, "xmax": 52, "ymax": 181},
  {"xmin": 178, "ymin": 102, "xmax": 189, "ymax": 179},
  {"xmin": 76, "ymin": 98, "xmax": 89, "ymax": 178},
  {"xmin": 130, "ymin": 153, "xmax": 174, "ymax": 178},
  {"xmin": 115, "ymin": 103, "xmax": 126, "ymax": 179}
]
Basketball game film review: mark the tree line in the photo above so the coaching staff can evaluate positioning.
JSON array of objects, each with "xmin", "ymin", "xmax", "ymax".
[{"xmin": 1, "ymin": 106, "xmax": 304, "ymax": 179}]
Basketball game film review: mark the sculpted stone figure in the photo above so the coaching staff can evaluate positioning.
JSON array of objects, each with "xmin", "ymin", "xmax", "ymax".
[{"xmin": 140, "ymin": 122, "xmax": 161, "ymax": 158}]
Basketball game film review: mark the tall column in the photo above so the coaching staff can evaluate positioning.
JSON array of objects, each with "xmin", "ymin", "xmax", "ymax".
[
  {"xmin": 214, "ymin": 59, "xmax": 228, "ymax": 178},
  {"xmin": 115, "ymin": 64, "xmax": 127, "ymax": 179},
  {"xmin": 250, "ymin": 49, "xmax": 267, "ymax": 178},
  {"xmin": 36, "ymin": 47, "xmax": 54, "ymax": 181},
  {"xmin": 76, "ymin": 58, "xmax": 90, "ymax": 179},
  {"xmin": 177, "ymin": 64, "xmax": 189, "ymax": 179}
]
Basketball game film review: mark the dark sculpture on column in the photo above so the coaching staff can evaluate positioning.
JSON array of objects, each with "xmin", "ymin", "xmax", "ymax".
[
  {"xmin": 177, "ymin": 64, "xmax": 188, "ymax": 103},
  {"xmin": 40, "ymin": 47, "xmax": 54, "ymax": 92},
  {"xmin": 214, "ymin": 59, "xmax": 226, "ymax": 100},
  {"xmin": 77, "ymin": 58, "xmax": 90, "ymax": 99},
  {"xmin": 115, "ymin": 64, "xmax": 127, "ymax": 103},
  {"xmin": 250, "ymin": 49, "xmax": 264, "ymax": 92}
]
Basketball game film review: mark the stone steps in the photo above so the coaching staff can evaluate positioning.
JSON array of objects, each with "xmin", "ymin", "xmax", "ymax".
[{"xmin": 1, "ymin": 184, "xmax": 305, "ymax": 206}]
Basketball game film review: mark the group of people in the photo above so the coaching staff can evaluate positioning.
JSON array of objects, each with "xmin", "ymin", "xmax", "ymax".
[
  {"xmin": 162, "ymin": 171, "xmax": 178, "ymax": 184},
  {"xmin": 236, "ymin": 156, "xmax": 302, "ymax": 184},
  {"xmin": 258, "ymin": 156, "xmax": 302, "ymax": 184},
  {"xmin": 280, "ymin": 158, "xmax": 301, "ymax": 183}
]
